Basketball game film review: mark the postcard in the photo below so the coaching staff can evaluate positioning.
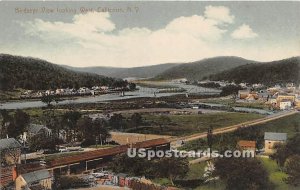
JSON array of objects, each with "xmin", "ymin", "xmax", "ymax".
[{"xmin": 0, "ymin": 1, "xmax": 299, "ymax": 190}]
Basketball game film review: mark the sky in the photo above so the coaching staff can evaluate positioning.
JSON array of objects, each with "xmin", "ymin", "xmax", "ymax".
[{"xmin": 0, "ymin": 1, "xmax": 299, "ymax": 68}]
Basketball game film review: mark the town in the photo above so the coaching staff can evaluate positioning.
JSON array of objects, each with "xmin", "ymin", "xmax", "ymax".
[
  {"xmin": 1, "ymin": 1, "xmax": 300, "ymax": 190},
  {"xmin": 1, "ymin": 77, "xmax": 300, "ymax": 190}
]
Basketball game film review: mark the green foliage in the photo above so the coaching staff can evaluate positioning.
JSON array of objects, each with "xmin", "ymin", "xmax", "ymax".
[
  {"xmin": 109, "ymin": 113, "xmax": 126, "ymax": 131},
  {"xmin": 198, "ymin": 82, "xmax": 221, "ymax": 89},
  {"xmin": 110, "ymin": 153, "xmax": 189, "ymax": 185},
  {"xmin": 130, "ymin": 113, "xmax": 142, "ymax": 129},
  {"xmin": 213, "ymin": 157, "xmax": 272, "ymax": 190},
  {"xmin": 220, "ymin": 85, "xmax": 243, "ymax": 97},
  {"xmin": 0, "ymin": 109, "xmax": 30, "ymax": 138},
  {"xmin": 154, "ymin": 157, "xmax": 189, "ymax": 185},
  {"xmin": 271, "ymin": 134, "xmax": 300, "ymax": 167},
  {"xmin": 0, "ymin": 54, "xmax": 125, "ymax": 90},
  {"xmin": 41, "ymin": 95, "xmax": 60, "ymax": 107},
  {"xmin": 210, "ymin": 57, "xmax": 300, "ymax": 85},
  {"xmin": 284, "ymin": 155, "xmax": 300, "ymax": 186},
  {"xmin": 109, "ymin": 153, "xmax": 154, "ymax": 177},
  {"xmin": 28, "ymin": 133, "xmax": 62, "ymax": 151},
  {"xmin": 155, "ymin": 56, "xmax": 252, "ymax": 80},
  {"xmin": 77, "ymin": 117, "xmax": 110, "ymax": 146}
]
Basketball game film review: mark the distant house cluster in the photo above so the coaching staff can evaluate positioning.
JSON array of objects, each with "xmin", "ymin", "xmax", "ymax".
[
  {"xmin": 20, "ymin": 85, "xmax": 125, "ymax": 99},
  {"xmin": 236, "ymin": 83, "xmax": 300, "ymax": 110}
]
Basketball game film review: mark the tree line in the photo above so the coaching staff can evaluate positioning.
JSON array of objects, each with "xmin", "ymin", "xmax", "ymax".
[{"xmin": 0, "ymin": 54, "xmax": 128, "ymax": 90}]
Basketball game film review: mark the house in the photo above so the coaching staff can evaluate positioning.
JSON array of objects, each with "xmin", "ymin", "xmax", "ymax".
[
  {"xmin": 237, "ymin": 140, "xmax": 256, "ymax": 152},
  {"xmin": 238, "ymin": 90, "xmax": 250, "ymax": 99},
  {"xmin": 21, "ymin": 124, "xmax": 52, "ymax": 143},
  {"xmin": 276, "ymin": 95, "xmax": 295, "ymax": 104},
  {"xmin": 279, "ymin": 100, "xmax": 292, "ymax": 110},
  {"xmin": 238, "ymin": 90, "xmax": 258, "ymax": 100},
  {"xmin": 264, "ymin": 132, "xmax": 287, "ymax": 154},
  {"xmin": 0, "ymin": 138, "xmax": 22, "ymax": 165},
  {"xmin": 15, "ymin": 170, "xmax": 52, "ymax": 190}
]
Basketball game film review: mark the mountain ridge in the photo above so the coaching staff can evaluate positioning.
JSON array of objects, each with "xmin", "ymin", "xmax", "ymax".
[{"xmin": 0, "ymin": 54, "xmax": 124, "ymax": 91}]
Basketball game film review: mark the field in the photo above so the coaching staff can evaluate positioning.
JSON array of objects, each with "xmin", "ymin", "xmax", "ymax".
[
  {"xmin": 259, "ymin": 157, "xmax": 299, "ymax": 190},
  {"xmin": 128, "ymin": 112, "xmax": 264, "ymax": 136},
  {"xmin": 181, "ymin": 113, "xmax": 300, "ymax": 151},
  {"xmin": 198, "ymin": 97, "xmax": 270, "ymax": 110}
]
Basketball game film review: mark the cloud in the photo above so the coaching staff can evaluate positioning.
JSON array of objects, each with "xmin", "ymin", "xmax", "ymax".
[
  {"xmin": 204, "ymin": 5, "xmax": 234, "ymax": 24},
  {"xmin": 18, "ymin": 6, "xmax": 236, "ymax": 67},
  {"xmin": 15, "ymin": 6, "xmax": 292, "ymax": 68},
  {"xmin": 231, "ymin": 24, "xmax": 258, "ymax": 39}
]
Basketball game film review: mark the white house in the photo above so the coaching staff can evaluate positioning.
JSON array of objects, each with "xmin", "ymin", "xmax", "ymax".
[{"xmin": 279, "ymin": 100, "xmax": 292, "ymax": 110}]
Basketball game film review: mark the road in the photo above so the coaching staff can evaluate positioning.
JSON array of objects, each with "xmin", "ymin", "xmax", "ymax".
[{"xmin": 171, "ymin": 110, "xmax": 298, "ymax": 148}]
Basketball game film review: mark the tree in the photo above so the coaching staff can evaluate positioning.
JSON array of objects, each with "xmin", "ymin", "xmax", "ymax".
[
  {"xmin": 271, "ymin": 134, "xmax": 300, "ymax": 167},
  {"xmin": 41, "ymin": 95, "xmax": 60, "ymax": 107},
  {"xmin": 284, "ymin": 155, "xmax": 300, "ymax": 186},
  {"xmin": 220, "ymin": 85, "xmax": 243, "ymax": 97},
  {"xmin": 28, "ymin": 133, "xmax": 61, "ymax": 151},
  {"xmin": 156, "ymin": 115, "xmax": 171, "ymax": 132},
  {"xmin": 109, "ymin": 153, "xmax": 153, "ymax": 177},
  {"xmin": 93, "ymin": 118, "xmax": 111, "ymax": 145},
  {"xmin": 62, "ymin": 111, "xmax": 81, "ymax": 142},
  {"xmin": 128, "ymin": 83, "xmax": 136, "ymax": 91},
  {"xmin": 131, "ymin": 113, "xmax": 142, "ymax": 129},
  {"xmin": 109, "ymin": 113, "xmax": 125, "ymax": 131},
  {"xmin": 3, "ymin": 110, "xmax": 30, "ymax": 139},
  {"xmin": 78, "ymin": 117, "xmax": 110, "ymax": 146},
  {"xmin": 207, "ymin": 126, "xmax": 213, "ymax": 157},
  {"xmin": 213, "ymin": 157, "xmax": 271, "ymax": 190},
  {"xmin": 0, "ymin": 109, "xmax": 12, "ymax": 138},
  {"xmin": 154, "ymin": 157, "xmax": 189, "ymax": 185}
]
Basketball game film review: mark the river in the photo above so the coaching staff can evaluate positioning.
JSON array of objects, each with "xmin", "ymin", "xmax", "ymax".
[{"xmin": 0, "ymin": 83, "xmax": 220, "ymax": 110}]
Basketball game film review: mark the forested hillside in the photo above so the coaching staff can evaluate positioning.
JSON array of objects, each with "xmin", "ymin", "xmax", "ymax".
[
  {"xmin": 154, "ymin": 56, "xmax": 255, "ymax": 80},
  {"xmin": 0, "ymin": 54, "xmax": 125, "ymax": 90},
  {"xmin": 209, "ymin": 57, "xmax": 300, "ymax": 85}
]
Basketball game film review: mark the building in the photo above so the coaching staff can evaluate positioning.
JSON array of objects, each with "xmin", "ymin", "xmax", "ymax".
[
  {"xmin": 264, "ymin": 132, "xmax": 287, "ymax": 154},
  {"xmin": 0, "ymin": 166, "xmax": 18, "ymax": 188},
  {"xmin": 237, "ymin": 140, "xmax": 256, "ymax": 152},
  {"xmin": 21, "ymin": 124, "xmax": 52, "ymax": 143},
  {"xmin": 15, "ymin": 170, "xmax": 52, "ymax": 190},
  {"xmin": 238, "ymin": 90, "xmax": 250, "ymax": 99},
  {"xmin": 279, "ymin": 100, "xmax": 292, "ymax": 110},
  {"xmin": 276, "ymin": 95, "xmax": 295, "ymax": 104},
  {"xmin": 238, "ymin": 90, "xmax": 258, "ymax": 100},
  {"xmin": 0, "ymin": 138, "xmax": 22, "ymax": 165}
]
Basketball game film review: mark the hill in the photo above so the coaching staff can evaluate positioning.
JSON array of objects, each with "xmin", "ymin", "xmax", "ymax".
[
  {"xmin": 209, "ymin": 57, "xmax": 300, "ymax": 85},
  {"xmin": 63, "ymin": 63, "xmax": 178, "ymax": 79},
  {"xmin": 154, "ymin": 56, "xmax": 255, "ymax": 81},
  {"xmin": 61, "ymin": 65, "xmax": 126, "ymax": 77},
  {"xmin": 109, "ymin": 63, "xmax": 178, "ymax": 78},
  {"xmin": 0, "ymin": 54, "xmax": 124, "ymax": 91}
]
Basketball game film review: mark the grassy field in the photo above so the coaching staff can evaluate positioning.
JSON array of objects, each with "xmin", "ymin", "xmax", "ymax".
[
  {"xmin": 259, "ymin": 157, "xmax": 299, "ymax": 190},
  {"xmin": 199, "ymin": 98, "xmax": 270, "ymax": 110},
  {"xmin": 251, "ymin": 113, "xmax": 300, "ymax": 139},
  {"xmin": 0, "ymin": 88, "xmax": 25, "ymax": 101},
  {"xmin": 135, "ymin": 81, "xmax": 177, "ymax": 89},
  {"xmin": 128, "ymin": 112, "xmax": 264, "ymax": 136},
  {"xmin": 181, "ymin": 113, "xmax": 300, "ymax": 151}
]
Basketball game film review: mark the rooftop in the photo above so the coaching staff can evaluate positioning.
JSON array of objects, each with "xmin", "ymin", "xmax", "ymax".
[
  {"xmin": 238, "ymin": 140, "xmax": 256, "ymax": 148},
  {"xmin": 28, "ymin": 124, "xmax": 51, "ymax": 134},
  {"xmin": 21, "ymin": 170, "xmax": 51, "ymax": 184},
  {"xmin": 264, "ymin": 132, "xmax": 287, "ymax": 141},
  {"xmin": 0, "ymin": 138, "xmax": 22, "ymax": 150}
]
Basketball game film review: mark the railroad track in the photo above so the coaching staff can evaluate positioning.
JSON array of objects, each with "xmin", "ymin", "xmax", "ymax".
[{"xmin": 170, "ymin": 110, "xmax": 298, "ymax": 147}]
